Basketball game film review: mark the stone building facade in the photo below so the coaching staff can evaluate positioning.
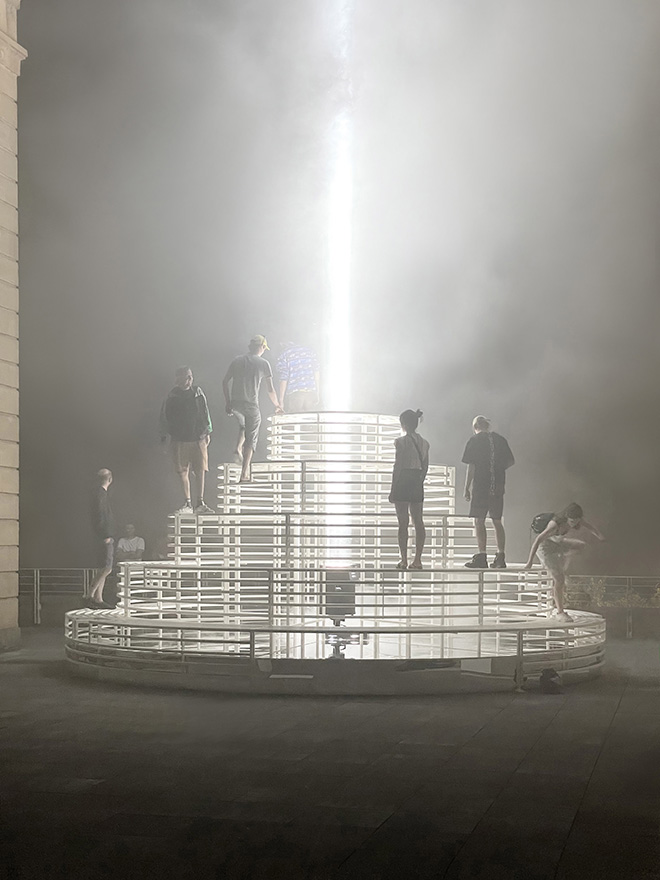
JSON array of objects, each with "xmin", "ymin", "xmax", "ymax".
[{"xmin": 0, "ymin": 0, "xmax": 24, "ymax": 649}]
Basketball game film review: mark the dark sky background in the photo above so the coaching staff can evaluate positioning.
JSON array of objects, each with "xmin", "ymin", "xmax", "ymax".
[{"xmin": 17, "ymin": 0, "xmax": 660, "ymax": 571}]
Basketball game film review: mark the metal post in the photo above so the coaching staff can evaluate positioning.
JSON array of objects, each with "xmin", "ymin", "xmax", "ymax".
[
  {"xmin": 267, "ymin": 569, "xmax": 274, "ymax": 626},
  {"xmin": 285, "ymin": 514, "xmax": 291, "ymax": 567},
  {"xmin": 301, "ymin": 461, "xmax": 307, "ymax": 514},
  {"xmin": 122, "ymin": 563, "xmax": 130, "ymax": 615},
  {"xmin": 34, "ymin": 569, "xmax": 41, "ymax": 625},
  {"xmin": 477, "ymin": 571, "xmax": 484, "ymax": 657},
  {"xmin": 514, "ymin": 629, "xmax": 525, "ymax": 692},
  {"xmin": 626, "ymin": 577, "xmax": 633, "ymax": 639}
]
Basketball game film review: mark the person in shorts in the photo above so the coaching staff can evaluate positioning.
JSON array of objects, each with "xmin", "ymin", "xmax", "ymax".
[
  {"xmin": 462, "ymin": 415, "xmax": 515, "ymax": 569},
  {"xmin": 160, "ymin": 366, "xmax": 213, "ymax": 514},
  {"xmin": 388, "ymin": 409, "xmax": 430, "ymax": 570},
  {"xmin": 223, "ymin": 335, "xmax": 282, "ymax": 483},
  {"xmin": 88, "ymin": 468, "xmax": 115, "ymax": 607},
  {"xmin": 524, "ymin": 503, "xmax": 605, "ymax": 622}
]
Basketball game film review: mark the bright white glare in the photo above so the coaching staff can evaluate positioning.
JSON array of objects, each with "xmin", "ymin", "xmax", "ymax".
[{"xmin": 325, "ymin": 0, "xmax": 354, "ymax": 412}]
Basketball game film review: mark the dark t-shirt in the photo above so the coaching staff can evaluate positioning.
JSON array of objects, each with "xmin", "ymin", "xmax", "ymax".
[
  {"xmin": 228, "ymin": 354, "xmax": 272, "ymax": 405},
  {"xmin": 462, "ymin": 431, "xmax": 514, "ymax": 498},
  {"xmin": 90, "ymin": 486, "xmax": 115, "ymax": 540}
]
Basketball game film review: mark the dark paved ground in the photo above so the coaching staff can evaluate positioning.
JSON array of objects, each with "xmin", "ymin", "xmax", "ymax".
[{"xmin": 0, "ymin": 629, "xmax": 659, "ymax": 880}]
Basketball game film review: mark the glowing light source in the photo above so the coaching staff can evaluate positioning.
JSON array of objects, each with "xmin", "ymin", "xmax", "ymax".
[{"xmin": 325, "ymin": 0, "xmax": 354, "ymax": 411}]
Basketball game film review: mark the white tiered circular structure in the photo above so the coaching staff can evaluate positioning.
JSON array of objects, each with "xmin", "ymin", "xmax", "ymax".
[{"xmin": 65, "ymin": 413, "xmax": 605, "ymax": 694}]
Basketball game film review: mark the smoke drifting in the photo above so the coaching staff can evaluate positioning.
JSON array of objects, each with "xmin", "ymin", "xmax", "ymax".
[
  {"xmin": 18, "ymin": 0, "xmax": 660, "ymax": 570},
  {"xmin": 351, "ymin": 0, "xmax": 660, "ymax": 568}
]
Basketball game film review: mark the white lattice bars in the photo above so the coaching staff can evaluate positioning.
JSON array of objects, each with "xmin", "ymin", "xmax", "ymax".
[
  {"xmin": 267, "ymin": 412, "xmax": 401, "ymax": 461},
  {"xmin": 170, "ymin": 513, "xmax": 495, "ymax": 568},
  {"xmin": 118, "ymin": 563, "xmax": 551, "ymax": 624},
  {"xmin": 216, "ymin": 461, "xmax": 455, "ymax": 516}
]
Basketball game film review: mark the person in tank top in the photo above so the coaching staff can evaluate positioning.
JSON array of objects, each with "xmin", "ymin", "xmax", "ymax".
[{"xmin": 388, "ymin": 409, "xmax": 430, "ymax": 570}]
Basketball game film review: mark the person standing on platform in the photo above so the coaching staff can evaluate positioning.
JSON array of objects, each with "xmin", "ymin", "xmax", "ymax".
[
  {"xmin": 160, "ymin": 366, "xmax": 214, "ymax": 514},
  {"xmin": 389, "ymin": 409, "xmax": 430, "ymax": 571},
  {"xmin": 223, "ymin": 335, "xmax": 283, "ymax": 483},
  {"xmin": 276, "ymin": 341, "xmax": 320, "ymax": 412},
  {"xmin": 524, "ymin": 503, "xmax": 605, "ymax": 622},
  {"xmin": 462, "ymin": 415, "xmax": 515, "ymax": 569},
  {"xmin": 88, "ymin": 468, "xmax": 115, "ymax": 608}
]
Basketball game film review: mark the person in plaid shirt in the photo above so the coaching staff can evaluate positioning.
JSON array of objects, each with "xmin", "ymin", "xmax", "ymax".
[{"xmin": 276, "ymin": 342, "xmax": 320, "ymax": 412}]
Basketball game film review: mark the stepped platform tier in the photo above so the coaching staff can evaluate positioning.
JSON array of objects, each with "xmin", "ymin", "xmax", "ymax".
[{"xmin": 65, "ymin": 412, "xmax": 605, "ymax": 694}]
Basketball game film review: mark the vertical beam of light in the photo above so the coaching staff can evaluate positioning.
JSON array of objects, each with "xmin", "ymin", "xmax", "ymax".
[{"xmin": 325, "ymin": 0, "xmax": 354, "ymax": 412}]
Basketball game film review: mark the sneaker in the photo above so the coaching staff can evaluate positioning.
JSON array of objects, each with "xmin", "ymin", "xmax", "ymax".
[
  {"xmin": 194, "ymin": 502, "xmax": 215, "ymax": 514},
  {"xmin": 490, "ymin": 553, "xmax": 506, "ymax": 569},
  {"xmin": 556, "ymin": 611, "xmax": 574, "ymax": 623},
  {"xmin": 465, "ymin": 553, "xmax": 488, "ymax": 569},
  {"xmin": 175, "ymin": 502, "xmax": 194, "ymax": 515}
]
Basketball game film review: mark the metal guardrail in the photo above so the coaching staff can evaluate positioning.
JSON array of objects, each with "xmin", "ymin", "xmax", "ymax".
[
  {"xmin": 19, "ymin": 568, "xmax": 97, "ymax": 625},
  {"xmin": 567, "ymin": 576, "xmax": 660, "ymax": 639},
  {"xmin": 568, "ymin": 576, "xmax": 660, "ymax": 607},
  {"xmin": 64, "ymin": 610, "xmax": 606, "ymax": 686},
  {"xmin": 25, "ymin": 568, "xmax": 660, "ymax": 637}
]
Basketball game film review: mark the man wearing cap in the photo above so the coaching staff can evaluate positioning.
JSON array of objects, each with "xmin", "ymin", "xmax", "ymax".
[{"xmin": 223, "ymin": 335, "xmax": 283, "ymax": 482}]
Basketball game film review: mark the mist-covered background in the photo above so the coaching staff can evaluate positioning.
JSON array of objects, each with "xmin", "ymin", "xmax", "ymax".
[{"xmin": 17, "ymin": 0, "xmax": 660, "ymax": 571}]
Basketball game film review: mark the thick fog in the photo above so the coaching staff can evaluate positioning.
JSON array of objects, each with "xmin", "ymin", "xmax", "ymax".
[{"xmin": 18, "ymin": 0, "xmax": 660, "ymax": 570}]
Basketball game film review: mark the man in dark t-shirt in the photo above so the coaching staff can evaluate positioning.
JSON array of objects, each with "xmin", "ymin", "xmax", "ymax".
[
  {"xmin": 223, "ymin": 335, "xmax": 282, "ymax": 483},
  {"xmin": 88, "ymin": 468, "xmax": 115, "ymax": 607},
  {"xmin": 160, "ymin": 366, "xmax": 213, "ymax": 514},
  {"xmin": 462, "ymin": 415, "xmax": 515, "ymax": 569}
]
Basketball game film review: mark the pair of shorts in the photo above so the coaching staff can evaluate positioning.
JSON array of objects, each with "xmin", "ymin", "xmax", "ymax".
[
  {"xmin": 285, "ymin": 390, "xmax": 317, "ymax": 412},
  {"xmin": 231, "ymin": 401, "xmax": 261, "ymax": 449},
  {"xmin": 538, "ymin": 537, "xmax": 568, "ymax": 578},
  {"xmin": 171, "ymin": 439, "xmax": 209, "ymax": 474},
  {"xmin": 97, "ymin": 537, "xmax": 114, "ymax": 571},
  {"xmin": 469, "ymin": 494, "xmax": 504, "ymax": 520},
  {"xmin": 389, "ymin": 469, "xmax": 425, "ymax": 504}
]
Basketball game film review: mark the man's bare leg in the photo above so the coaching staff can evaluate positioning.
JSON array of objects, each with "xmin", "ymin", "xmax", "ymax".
[
  {"xmin": 475, "ymin": 518, "xmax": 487, "ymax": 553},
  {"xmin": 178, "ymin": 466, "xmax": 191, "ymax": 504},
  {"xmin": 235, "ymin": 428, "xmax": 245, "ymax": 461},
  {"xmin": 492, "ymin": 519, "xmax": 505, "ymax": 553},
  {"xmin": 193, "ymin": 468, "xmax": 205, "ymax": 506},
  {"xmin": 90, "ymin": 564, "xmax": 111, "ymax": 603},
  {"xmin": 240, "ymin": 445, "xmax": 254, "ymax": 482}
]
